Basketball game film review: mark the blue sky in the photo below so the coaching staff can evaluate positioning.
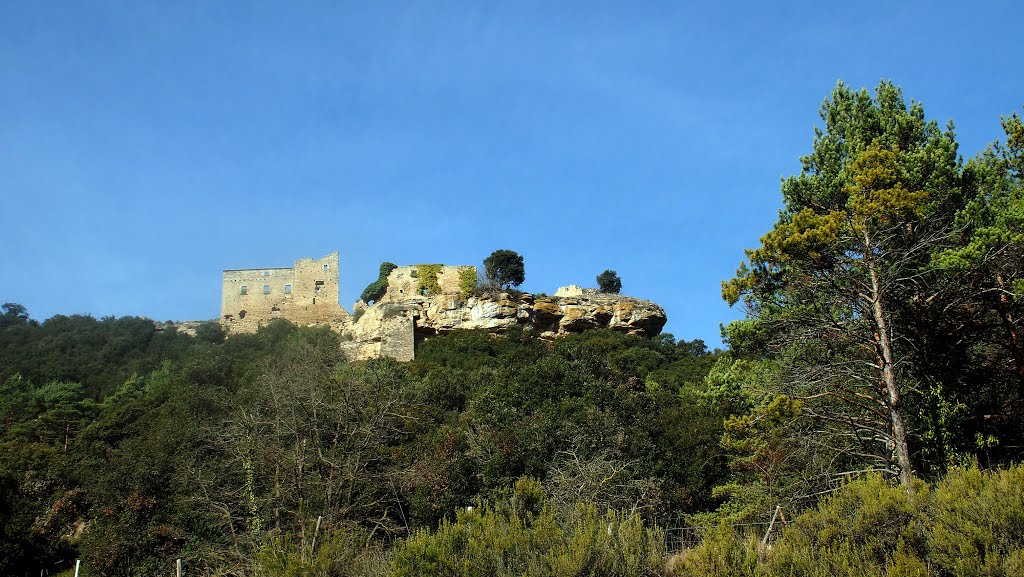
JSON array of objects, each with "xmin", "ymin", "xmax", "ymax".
[{"xmin": 2, "ymin": 1, "xmax": 1021, "ymax": 346}]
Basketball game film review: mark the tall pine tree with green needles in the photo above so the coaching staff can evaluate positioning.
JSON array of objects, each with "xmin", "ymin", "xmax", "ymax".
[{"xmin": 723, "ymin": 81, "xmax": 961, "ymax": 491}]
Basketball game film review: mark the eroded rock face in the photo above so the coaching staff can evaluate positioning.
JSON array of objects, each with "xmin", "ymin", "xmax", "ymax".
[{"xmin": 340, "ymin": 289, "xmax": 667, "ymax": 361}]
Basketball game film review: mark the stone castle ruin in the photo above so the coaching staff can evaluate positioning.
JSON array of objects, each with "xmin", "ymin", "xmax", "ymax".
[
  {"xmin": 221, "ymin": 252, "xmax": 349, "ymax": 333},
  {"xmin": 220, "ymin": 252, "xmax": 667, "ymax": 361}
]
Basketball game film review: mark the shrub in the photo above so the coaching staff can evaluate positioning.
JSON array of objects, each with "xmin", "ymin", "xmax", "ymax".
[
  {"xmin": 666, "ymin": 524, "xmax": 758, "ymax": 577},
  {"xmin": 254, "ymin": 526, "xmax": 390, "ymax": 577},
  {"xmin": 416, "ymin": 264, "xmax": 444, "ymax": 296},
  {"xmin": 391, "ymin": 477, "xmax": 664, "ymax": 577},
  {"xmin": 459, "ymin": 266, "xmax": 478, "ymax": 299},
  {"xmin": 764, "ymin": 474, "xmax": 929, "ymax": 576},
  {"xmin": 194, "ymin": 320, "xmax": 226, "ymax": 343},
  {"xmin": 360, "ymin": 262, "xmax": 398, "ymax": 304},
  {"xmin": 670, "ymin": 465, "xmax": 1024, "ymax": 577},
  {"xmin": 360, "ymin": 278, "xmax": 388, "ymax": 304},
  {"xmin": 927, "ymin": 465, "xmax": 1024, "ymax": 575}
]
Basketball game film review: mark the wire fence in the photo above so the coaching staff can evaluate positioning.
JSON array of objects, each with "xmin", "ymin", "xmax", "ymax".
[{"xmin": 659, "ymin": 505, "xmax": 789, "ymax": 553}]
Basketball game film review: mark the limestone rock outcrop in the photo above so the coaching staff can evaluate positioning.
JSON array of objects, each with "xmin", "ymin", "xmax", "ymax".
[
  {"xmin": 216, "ymin": 254, "xmax": 669, "ymax": 362},
  {"xmin": 340, "ymin": 288, "xmax": 667, "ymax": 361}
]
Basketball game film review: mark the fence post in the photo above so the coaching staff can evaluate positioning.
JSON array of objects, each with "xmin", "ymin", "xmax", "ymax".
[
  {"xmin": 761, "ymin": 504, "xmax": 782, "ymax": 546},
  {"xmin": 176, "ymin": 558, "xmax": 182, "ymax": 577}
]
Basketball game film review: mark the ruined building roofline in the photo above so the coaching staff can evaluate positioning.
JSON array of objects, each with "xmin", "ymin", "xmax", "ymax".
[{"xmin": 222, "ymin": 267, "xmax": 294, "ymax": 272}]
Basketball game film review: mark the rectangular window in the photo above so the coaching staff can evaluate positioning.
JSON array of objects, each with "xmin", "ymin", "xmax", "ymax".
[
  {"xmin": 284, "ymin": 284, "xmax": 292, "ymax": 294},
  {"xmin": 263, "ymin": 271, "xmax": 271, "ymax": 276},
  {"xmin": 240, "ymin": 285, "xmax": 248, "ymax": 295},
  {"xmin": 323, "ymin": 264, "xmax": 330, "ymax": 271},
  {"xmin": 263, "ymin": 285, "xmax": 271, "ymax": 294}
]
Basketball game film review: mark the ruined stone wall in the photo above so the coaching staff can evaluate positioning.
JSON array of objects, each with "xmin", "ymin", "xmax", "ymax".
[
  {"xmin": 381, "ymin": 265, "xmax": 475, "ymax": 302},
  {"xmin": 221, "ymin": 252, "xmax": 348, "ymax": 333},
  {"xmin": 381, "ymin": 266, "xmax": 421, "ymax": 301}
]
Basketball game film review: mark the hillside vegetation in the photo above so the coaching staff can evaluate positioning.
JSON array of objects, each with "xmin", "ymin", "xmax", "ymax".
[{"xmin": 4, "ymin": 80, "xmax": 1024, "ymax": 576}]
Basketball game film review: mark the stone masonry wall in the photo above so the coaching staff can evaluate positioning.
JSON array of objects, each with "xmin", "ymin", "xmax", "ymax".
[
  {"xmin": 381, "ymin": 265, "xmax": 474, "ymax": 302},
  {"xmin": 221, "ymin": 252, "xmax": 348, "ymax": 333}
]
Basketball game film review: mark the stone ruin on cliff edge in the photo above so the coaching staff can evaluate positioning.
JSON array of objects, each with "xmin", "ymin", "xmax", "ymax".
[{"xmin": 220, "ymin": 251, "xmax": 668, "ymax": 362}]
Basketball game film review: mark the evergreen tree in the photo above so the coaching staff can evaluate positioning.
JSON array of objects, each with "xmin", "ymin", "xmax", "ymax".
[
  {"xmin": 596, "ymin": 270, "xmax": 622, "ymax": 293},
  {"xmin": 723, "ymin": 81, "xmax": 961, "ymax": 490},
  {"xmin": 483, "ymin": 249, "xmax": 525, "ymax": 289}
]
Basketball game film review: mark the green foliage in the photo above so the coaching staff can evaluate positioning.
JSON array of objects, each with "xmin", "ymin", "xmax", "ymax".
[
  {"xmin": 926, "ymin": 465, "xmax": 1024, "ymax": 574},
  {"xmin": 711, "ymin": 393, "xmax": 808, "ymax": 523},
  {"xmin": 459, "ymin": 266, "xmax": 478, "ymax": 298},
  {"xmin": 483, "ymin": 249, "xmax": 525, "ymax": 289},
  {"xmin": 361, "ymin": 262, "xmax": 398, "ymax": 304},
  {"xmin": 721, "ymin": 80, "xmax": 966, "ymax": 492},
  {"xmin": 379, "ymin": 261, "xmax": 398, "ymax": 278},
  {"xmin": 7, "ymin": 89, "xmax": 1024, "ymax": 576},
  {"xmin": 361, "ymin": 279, "xmax": 388, "ymax": 304},
  {"xmin": 667, "ymin": 524, "xmax": 759, "ymax": 577},
  {"xmin": 766, "ymin": 474, "xmax": 928, "ymax": 575},
  {"xmin": 675, "ymin": 465, "xmax": 1024, "ymax": 577},
  {"xmin": 417, "ymin": 264, "xmax": 444, "ymax": 296},
  {"xmin": 0, "ymin": 309, "xmax": 193, "ymax": 399},
  {"xmin": 1, "ymin": 303, "xmax": 32, "ymax": 327},
  {"xmin": 254, "ymin": 526, "xmax": 390, "ymax": 577},
  {"xmin": 597, "ymin": 269, "xmax": 623, "ymax": 294},
  {"xmin": 392, "ymin": 477, "xmax": 665, "ymax": 577},
  {"xmin": 193, "ymin": 320, "xmax": 225, "ymax": 344}
]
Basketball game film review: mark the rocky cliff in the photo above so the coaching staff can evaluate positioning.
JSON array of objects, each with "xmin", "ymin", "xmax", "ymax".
[{"xmin": 340, "ymin": 289, "xmax": 667, "ymax": 361}]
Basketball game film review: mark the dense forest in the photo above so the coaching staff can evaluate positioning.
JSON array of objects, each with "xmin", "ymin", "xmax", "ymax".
[{"xmin": 3, "ymin": 81, "xmax": 1024, "ymax": 576}]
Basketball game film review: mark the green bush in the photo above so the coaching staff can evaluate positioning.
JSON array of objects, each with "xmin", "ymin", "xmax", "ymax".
[
  {"xmin": 666, "ymin": 524, "xmax": 758, "ymax": 577},
  {"xmin": 416, "ymin": 264, "xmax": 444, "ymax": 296},
  {"xmin": 764, "ymin": 474, "xmax": 929, "ymax": 576},
  {"xmin": 392, "ymin": 477, "xmax": 664, "ymax": 577},
  {"xmin": 255, "ymin": 526, "xmax": 390, "ymax": 577},
  {"xmin": 459, "ymin": 266, "xmax": 478, "ymax": 299},
  {"xmin": 670, "ymin": 465, "xmax": 1024, "ymax": 577},
  {"xmin": 927, "ymin": 465, "xmax": 1024, "ymax": 575},
  {"xmin": 361, "ymin": 262, "xmax": 399, "ymax": 304}
]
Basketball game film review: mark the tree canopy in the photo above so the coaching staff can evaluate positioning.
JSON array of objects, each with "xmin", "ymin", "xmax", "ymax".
[
  {"xmin": 597, "ymin": 269, "xmax": 622, "ymax": 293},
  {"xmin": 721, "ymin": 81, "xmax": 1024, "ymax": 507},
  {"xmin": 483, "ymin": 249, "xmax": 525, "ymax": 289}
]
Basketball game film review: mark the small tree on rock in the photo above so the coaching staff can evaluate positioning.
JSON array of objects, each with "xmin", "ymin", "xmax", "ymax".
[
  {"xmin": 596, "ymin": 270, "xmax": 622, "ymax": 294},
  {"xmin": 483, "ymin": 250, "xmax": 525, "ymax": 290},
  {"xmin": 360, "ymin": 261, "xmax": 398, "ymax": 304}
]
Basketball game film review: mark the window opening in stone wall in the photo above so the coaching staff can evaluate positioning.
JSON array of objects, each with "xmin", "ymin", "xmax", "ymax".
[
  {"xmin": 263, "ymin": 285, "xmax": 271, "ymax": 294},
  {"xmin": 263, "ymin": 271, "xmax": 270, "ymax": 276},
  {"xmin": 240, "ymin": 286, "xmax": 248, "ymax": 295},
  {"xmin": 284, "ymin": 284, "xmax": 292, "ymax": 294},
  {"xmin": 239, "ymin": 310, "xmax": 247, "ymax": 319},
  {"xmin": 323, "ymin": 264, "xmax": 330, "ymax": 271},
  {"xmin": 315, "ymin": 280, "xmax": 324, "ymax": 294}
]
